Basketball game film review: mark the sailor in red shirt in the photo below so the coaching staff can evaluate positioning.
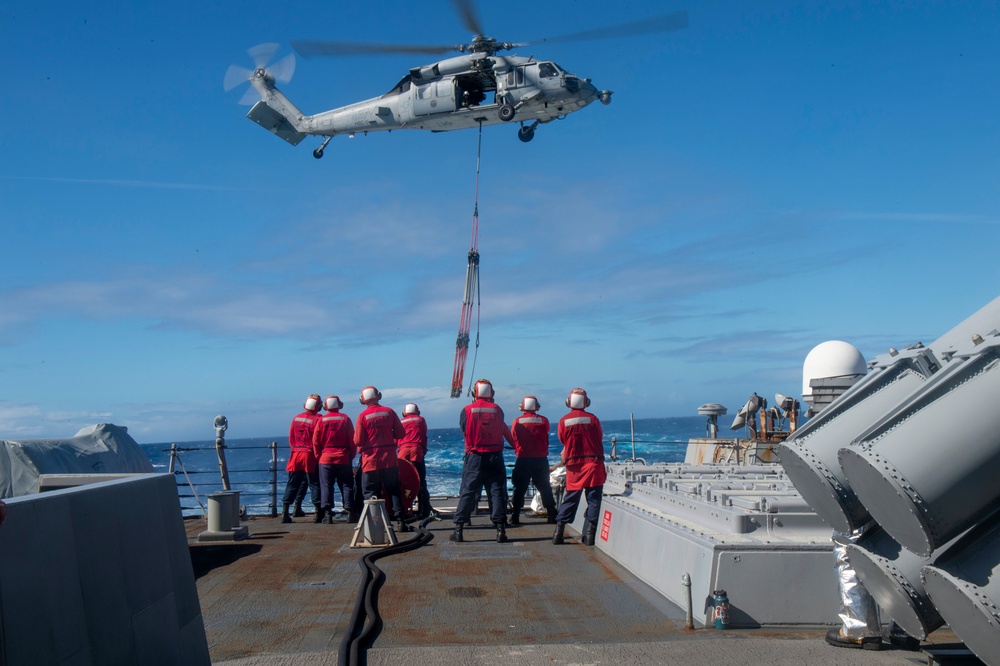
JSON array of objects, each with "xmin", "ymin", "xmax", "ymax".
[
  {"xmin": 451, "ymin": 379, "xmax": 514, "ymax": 543},
  {"xmin": 281, "ymin": 394, "xmax": 322, "ymax": 523},
  {"xmin": 397, "ymin": 403, "xmax": 432, "ymax": 519},
  {"xmin": 510, "ymin": 396, "xmax": 557, "ymax": 525},
  {"xmin": 313, "ymin": 395, "xmax": 358, "ymax": 523},
  {"xmin": 353, "ymin": 386, "xmax": 410, "ymax": 532},
  {"xmin": 552, "ymin": 388, "xmax": 606, "ymax": 546}
]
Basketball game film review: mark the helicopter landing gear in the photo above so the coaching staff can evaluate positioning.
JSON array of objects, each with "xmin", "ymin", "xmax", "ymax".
[
  {"xmin": 498, "ymin": 103, "xmax": 516, "ymax": 122},
  {"xmin": 313, "ymin": 135, "xmax": 333, "ymax": 159},
  {"xmin": 517, "ymin": 121, "xmax": 538, "ymax": 143}
]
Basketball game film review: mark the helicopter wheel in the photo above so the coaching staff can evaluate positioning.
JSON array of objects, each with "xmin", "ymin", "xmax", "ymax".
[
  {"xmin": 313, "ymin": 148, "xmax": 325, "ymax": 159},
  {"xmin": 498, "ymin": 104, "xmax": 516, "ymax": 122},
  {"xmin": 517, "ymin": 127, "xmax": 535, "ymax": 143}
]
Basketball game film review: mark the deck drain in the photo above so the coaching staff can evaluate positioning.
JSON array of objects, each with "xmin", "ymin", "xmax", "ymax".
[
  {"xmin": 290, "ymin": 581, "xmax": 334, "ymax": 589},
  {"xmin": 448, "ymin": 586, "xmax": 486, "ymax": 598}
]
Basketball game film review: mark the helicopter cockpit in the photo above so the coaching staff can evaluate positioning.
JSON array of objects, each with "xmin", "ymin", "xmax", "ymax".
[{"xmin": 384, "ymin": 75, "xmax": 413, "ymax": 96}]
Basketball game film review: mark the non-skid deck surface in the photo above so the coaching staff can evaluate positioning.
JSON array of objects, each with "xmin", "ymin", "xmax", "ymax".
[{"xmin": 188, "ymin": 513, "xmax": 950, "ymax": 665}]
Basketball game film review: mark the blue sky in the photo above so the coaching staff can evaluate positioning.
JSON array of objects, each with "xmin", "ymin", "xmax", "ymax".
[{"xmin": 2, "ymin": 1, "xmax": 998, "ymax": 443}]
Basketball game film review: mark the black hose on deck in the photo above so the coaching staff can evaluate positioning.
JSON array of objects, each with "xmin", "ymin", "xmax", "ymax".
[{"xmin": 338, "ymin": 515, "xmax": 437, "ymax": 666}]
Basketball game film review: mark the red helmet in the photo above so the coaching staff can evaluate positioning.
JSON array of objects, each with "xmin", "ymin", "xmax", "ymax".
[
  {"xmin": 359, "ymin": 386, "xmax": 382, "ymax": 405},
  {"xmin": 566, "ymin": 388, "xmax": 590, "ymax": 410},
  {"xmin": 325, "ymin": 395, "xmax": 343, "ymax": 411},
  {"xmin": 304, "ymin": 394, "xmax": 322, "ymax": 412},
  {"xmin": 519, "ymin": 396, "xmax": 540, "ymax": 412},
  {"xmin": 473, "ymin": 379, "xmax": 494, "ymax": 399}
]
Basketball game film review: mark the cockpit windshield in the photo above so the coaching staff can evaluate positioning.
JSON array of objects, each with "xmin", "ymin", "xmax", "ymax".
[
  {"xmin": 384, "ymin": 75, "xmax": 412, "ymax": 96},
  {"xmin": 538, "ymin": 62, "xmax": 560, "ymax": 78}
]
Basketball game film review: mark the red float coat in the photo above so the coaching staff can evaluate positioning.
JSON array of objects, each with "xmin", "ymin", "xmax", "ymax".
[
  {"xmin": 460, "ymin": 399, "xmax": 514, "ymax": 453},
  {"xmin": 313, "ymin": 411, "xmax": 356, "ymax": 466},
  {"xmin": 558, "ymin": 409, "xmax": 606, "ymax": 491},
  {"xmin": 397, "ymin": 414, "xmax": 428, "ymax": 463},
  {"xmin": 287, "ymin": 410, "xmax": 321, "ymax": 473},
  {"xmin": 511, "ymin": 412, "xmax": 551, "ymax": 458},
  {"xmin": 354, "ymin": 404, "xmax": 405, "ymax": 472}
]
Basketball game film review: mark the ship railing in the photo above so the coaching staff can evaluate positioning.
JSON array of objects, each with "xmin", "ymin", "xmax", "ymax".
[
  {"xmin": 162, "ymin": 435, "xmax": 689, "ymax": 519},
  {"xmin": 166, "ymin": 441, "xmax": 280, "ymax": 518}
]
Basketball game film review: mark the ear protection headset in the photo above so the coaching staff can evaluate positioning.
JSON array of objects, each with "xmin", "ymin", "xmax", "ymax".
[
  {"xmin": 566, "ymin": 388, "xmax": 590, "ymax": 410},
  {"xmin": 304, "ymin": 394, "xmax": 322, "ymax": 412},
  {"xmin": 325, "ymin": 395, "xmax": 343, "ymax": 411},
  {"xmin": 359, "ymin": 386, "xmax": 382, "ymax": 405},
  {"xmin": 473, "ymin": 379, "xmax": 494, "ymax": 399},
  {"xmin": 519, "ymin": 396, "xmax": 540, "ymax": 412},
  {"xmin": 403, "ymin": 403, "xmax": 420, "ymax": 416}
]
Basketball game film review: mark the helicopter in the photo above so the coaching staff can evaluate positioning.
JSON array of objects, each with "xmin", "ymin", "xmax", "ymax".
[{"xmin": 225, "ymin": 2, "xmax": 688, "ymax": 159}]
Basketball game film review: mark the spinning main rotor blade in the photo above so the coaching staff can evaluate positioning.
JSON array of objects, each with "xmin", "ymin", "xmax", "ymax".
[
  {"xmin": 453, "ymin": 0, "xmax": 484, "ymax": 38},
  {"xmin": 292, "ymin": 7, "xmax": 689, "ymax": 60},
  {"xmin": 292, "ymin": 40, "xmax": 459, "ymax": 57},
  {"xmin": 520, "ymin": 10, "xmax": 689, "ymax": 46}
]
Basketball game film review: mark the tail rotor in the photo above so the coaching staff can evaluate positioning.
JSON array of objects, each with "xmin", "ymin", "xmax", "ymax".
[{"xmin": 224, "ymin": 42, "xmax": 296, "ymax": 105}]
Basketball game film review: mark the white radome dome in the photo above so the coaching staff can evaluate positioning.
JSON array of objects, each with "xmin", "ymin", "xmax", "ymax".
[{"xmin": 802, "ymin": 340, "xmax": 867, "ymax": 399}]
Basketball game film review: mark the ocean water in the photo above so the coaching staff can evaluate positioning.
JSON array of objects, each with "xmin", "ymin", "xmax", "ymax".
[{"xmin": 142, "ymin": 416, "xmax": 705, "ymax": 515}]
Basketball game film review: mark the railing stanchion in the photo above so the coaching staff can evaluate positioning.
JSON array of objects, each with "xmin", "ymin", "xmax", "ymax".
[{"xmin": 270, "ymin": 441, "xmax": 278, "ymax": 518}]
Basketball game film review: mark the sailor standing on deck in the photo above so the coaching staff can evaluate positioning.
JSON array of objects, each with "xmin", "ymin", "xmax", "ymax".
[
  {"xmin": 510, "ymin": 396, "xmax": 558, "ymax": 526},
  {"xmin": 552, "ymin": 388, "xmax": 606, "ymax": 546},
  {"xmin": 313, "ymin": 395, "xmax": 357, "ymax": 524},
  {"xmin": 397, "ymin": 403, "xmax": 432, "ymax": 519},
  {"xmin": 354, "ymin": 386, "xmax": 411, "ymax": 533},
  {"xmin": 282, "ymin": 394, "xmax": 323, "ymax": 524},
  {"xmin": 451, "ymin": 379, "xmax": 514, "ymax": 543}
]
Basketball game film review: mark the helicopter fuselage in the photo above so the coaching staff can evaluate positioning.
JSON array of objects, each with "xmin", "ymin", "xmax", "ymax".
[{"xmin": 246, "ymin": 53, "xmax": 611, "ymax": 150}]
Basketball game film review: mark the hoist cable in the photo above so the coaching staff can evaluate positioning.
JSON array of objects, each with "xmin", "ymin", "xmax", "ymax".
[{"xmin": 451, "ymin": 122, "xmax": 484, "ymax": 398}]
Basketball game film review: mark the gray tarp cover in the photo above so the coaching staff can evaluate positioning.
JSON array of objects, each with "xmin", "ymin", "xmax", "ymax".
[{"xmin": 0, "ymin": 423, "xmax": 154, "ymax": 498}]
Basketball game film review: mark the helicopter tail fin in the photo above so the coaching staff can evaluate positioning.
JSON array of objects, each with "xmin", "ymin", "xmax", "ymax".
[{"xmin": 247, "ymin": 101, "xmax": 307, "ymax": 146}]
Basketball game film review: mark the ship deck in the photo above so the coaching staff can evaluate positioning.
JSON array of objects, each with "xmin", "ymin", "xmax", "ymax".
[{"xmin": 186, "ymin": 507, "xmax": 958, "ymax": 665}]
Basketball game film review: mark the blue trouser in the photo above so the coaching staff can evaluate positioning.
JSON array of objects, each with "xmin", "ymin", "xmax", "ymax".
[
  {"xmin": 361, "ymin": 466, "xmax": 405, "ymax": 519},
  {"xmin": 454, "ymin": 451, "xmax": 507, "ymax": 526},
  {"xmin": 412, "ymin": 460, "xmax": 432, "ymax": 518},
  {"xmin": 511, "ymin": 456, "xmax": 556, "ymax": 513},
  {"xmin": 282, "ymin": 470, "xmax": 320, "ymax": 507},
  {"xmin": 555, "ymin": 486, "xmax": 603, "ymax": 526},
  {"xmin": 319, "ymin": 463, "xmax": 355, "ymax": 513}
]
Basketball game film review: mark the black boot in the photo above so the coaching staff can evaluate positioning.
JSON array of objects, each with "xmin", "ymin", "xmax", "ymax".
[
  {"xmin": 281, "ymin": 503, "xmax": 293, "ymax": 524},
  {"xmin": 552, "ymin": 522, "xmax": 566, "ymax": 545},
  {"xmin": 322, "ymin": 511, "xmax": 333, "ymax": 525},
  {"xmin": 449, "ymin": 525, "xmax": 464, "ymax": 542},
  {"xmin": 397, "ymin": 520, "xmax": 412, "ymax": 533},
  {"xmin": 496, "ymin": 524, "xmax": 508, "ymax": 543},
  {"xmin": 313, "ymin": 505, "xmax": 324, "ymax": 524},
  {"xmin": 293, "ymin": 502, "xmax": 306, "ymax": 518},
  {"xmin": 509, "ymin": 510, "xmax": 520, "ymax": 526},
  {"xmin": 348, "ymin": 511, "xmax": 360, "ymax": 523},
  {"xmin": 583, "ymin": 521, "xmax": 598, "ymax": 546},
  {"xmin": 547, "ymin": 509, "xmax": 557, "ymax": 524}
]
